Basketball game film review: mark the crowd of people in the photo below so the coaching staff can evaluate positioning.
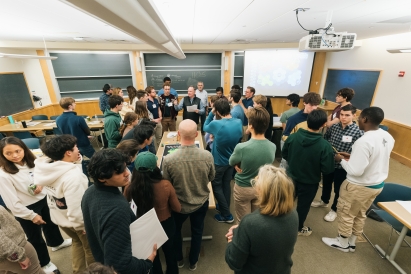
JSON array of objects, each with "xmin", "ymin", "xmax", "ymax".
[{"xmin": 0, "ymin": 79, "xmax": 395, "ymax": 274}]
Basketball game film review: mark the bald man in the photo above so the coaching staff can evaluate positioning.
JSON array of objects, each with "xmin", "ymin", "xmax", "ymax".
[{"xmin": 162, "ymin": 120, "xmax": 215, "ymax": 271}]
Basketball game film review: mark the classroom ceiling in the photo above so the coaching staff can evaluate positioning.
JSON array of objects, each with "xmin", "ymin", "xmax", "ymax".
[{"xmin": 1, "ymin": 0, "xmax": 411, "ymax": 45}]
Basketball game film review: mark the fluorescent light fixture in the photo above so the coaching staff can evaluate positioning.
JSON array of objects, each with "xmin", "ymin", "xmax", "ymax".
[
  {"xmin": 0, "ymin": 53, "xmax": 57, "ymax": 60},
  {"xmin": 387, "ymin": 48, "xmax": 411, "ymax": 53},
  {"xmin": 60, "ymin": 0, "xmax": 185, "ymax": 59},
  {"xmin": 73, "ymin": 37, "xmax": 84, "ymax": 41}
]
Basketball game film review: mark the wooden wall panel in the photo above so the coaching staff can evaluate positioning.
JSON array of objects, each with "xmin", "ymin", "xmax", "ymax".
[
  {"xmin": 73, "ymin": 101, "xmax": 102, "ymax": 117},
  {"xmin": 270, "ymin": 97, "xmax": 304, "ymax": 116},
  {"xmin": 309, "ymin": 52, "xmax": 326, "ymax": 93},
  {"xmin": 36, "ymin": 50, "xmax": 58, "ymax": 103},
  {"xmin": 224, "ymin": 51, "xmax": 231, "ymax": 96}
]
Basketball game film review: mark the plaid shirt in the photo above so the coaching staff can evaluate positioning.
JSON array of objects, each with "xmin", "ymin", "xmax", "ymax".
[{"xmin": 324, "ymin": 123, "xmax": 363, "ymax": 169}]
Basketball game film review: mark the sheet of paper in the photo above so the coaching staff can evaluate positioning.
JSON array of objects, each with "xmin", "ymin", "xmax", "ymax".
[
  {"xmin": 397, "ymin": 200, "xmax": 411, "ymax": 214},
  {"xmin": 27, "ymin": 122, "xmax": 41, "ymax": 126},
  {"xmin": 130, "ymin": 208, "xmax": 168, "ymax": 259},
  {"xmin": 130, "ymin": 199, "xmax": 137, "ymax": 216},
  {"xmin": 167, "ymin": 132, "xmax": 177, "ymax": 138},
  {"xmin": 187, "ymin": 105, "xmax": 198, "ymax": 112},
  {"xmin": 43, "ymin": 123, "xmax": 56, "ymax": 127}
]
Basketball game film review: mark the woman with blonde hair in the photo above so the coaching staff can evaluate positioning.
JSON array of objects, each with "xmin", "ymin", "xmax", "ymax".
[
  {"xmin": 119, "ymin": 112, "xmax": 139, "ymax": 137},
  {"xmin": 111, "ymin": 87, "xmax": 123, "ymax": 97},
  {"xmin": 225, "ymin": 165, "xmax": 298, "ymax": 274}
]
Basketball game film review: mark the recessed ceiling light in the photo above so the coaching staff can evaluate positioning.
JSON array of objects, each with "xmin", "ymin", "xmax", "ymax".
[{"xmin": 73, "ymin": 37, "xmax": 84, "ymax": 41}]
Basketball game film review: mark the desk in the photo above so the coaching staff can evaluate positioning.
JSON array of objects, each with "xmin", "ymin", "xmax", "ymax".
[
  {"xmin": 156, "ymin": 131, "xmax": 215, "ymax": 209},
  {"xmin": 375, "ymin": 201, "xmax": 411, "ymax": 274},
  {"xmin": 0, "ymin": 119, "xmax": 104, "ymax": 135}
]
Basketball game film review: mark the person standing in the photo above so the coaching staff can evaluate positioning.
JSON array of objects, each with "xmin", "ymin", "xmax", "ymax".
[
  {"xmin": 311, "ymin": 105, "xmax": 363, "ymax": 222},
  {"xmin": 162, "ymin": 120, "xmax": 215, "ymax": 271},
  {"xmin": 174, "ymin": 86, "xmax": 205, "ymax": 126},
  {"xmin": 35, "ymin": 135, "xmax": 94, "ymax": 273},
  {"xmin": 229, "ymin": 107, "xmax": 276, "ymax": 223},
  {"xmin": 159, "ymin": 84, "xmax": 178, "ymax": 133},
  {"xmin": 215, "ymin": 87, "xmax": 228, "ymax": 101},
  {"xmin": 146, "ymin": 86, "xmax": 163, "ymax": 149},
  {"xmin": 124, "ymin": 152, "xmax": 181, "ymax": 274},
  {"xmin": 82, "ymin": 149, "xmax": 157, "ymax": 274},
  {"xmin": 0, "ymin": 206, "xmax": 45, "ymax": 274},
  {"xmin": 99, "ymin": 84, "xmax": 112, "ymax": 113},
  {"xmin": 322, "ymin": 107, "xmax": 394, "ymax": 252},
  {"xmin": 280, "ymin": 93, "xmax": 301, "ymax": 130},
  {"xmin": 238, "ymin": 87, "xmax": 255, "ymax": 142},
  {"xmin": 229, "ymin": 89, "xmax": 244, "ymax": 125},
  {"xmin": 203, "ymin": 99, "xmax": 242, "ymax": 223},
  {"xmin": 326, "ymin": 87, "xmax": 355, "ymax": 128},
  {"xmin": 158, "ymin": 77, "xmax": 178, "ymax": 97},
  {"xmin": 282, "ymin": 110, "xmax": 334, "ymax": 236},
  {"xmin": 0, "ymin": 137, "xmax": 71, "ymax": 274},
  {"xmin": 195, "ymin": 81, "xmax": 208, "ymax": 134},
  {"xmin": 104, "ymin": 95, "xmax": 124, "ymax": 148},
  {"xmin": 225, "ymin": 165, "xmax": 298, "ymax": 274}
]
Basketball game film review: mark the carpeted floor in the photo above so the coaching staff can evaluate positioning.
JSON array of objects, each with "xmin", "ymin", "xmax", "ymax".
[{"xmin": 49, "ymin": 158, "xmax": 411, "ymax": 274}]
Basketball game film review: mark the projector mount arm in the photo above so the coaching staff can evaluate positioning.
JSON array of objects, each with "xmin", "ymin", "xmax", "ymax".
[{"xmin": 294, "ymin": 8, "xmax": 334, "ymax": 36}]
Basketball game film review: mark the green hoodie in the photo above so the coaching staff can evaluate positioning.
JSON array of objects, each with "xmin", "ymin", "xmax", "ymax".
[
  {"xmin": 282, "ymin": 128, "xmax": 334, "ymax": 184},
  {"xmin": 104, "ymin": 109, "xmax": 122, "ymax": 148}
]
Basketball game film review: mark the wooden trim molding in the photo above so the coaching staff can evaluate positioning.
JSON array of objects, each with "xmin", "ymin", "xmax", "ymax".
[
  {"xmin": 36, "ymin": 50, "xmax": 58, "ymax": 103},
  {"xmin": 133, "ymin": 51, "xmax": 145, "ymax": 90},
  {"xmin": 309, "ymin": 52, "xmax": 326, "ymax": 94},
  {"xmin": 224, "ymin": 51, "xmax": 231, "ymax": 96}
]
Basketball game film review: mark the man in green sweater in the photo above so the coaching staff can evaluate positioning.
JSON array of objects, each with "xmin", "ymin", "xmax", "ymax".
[
  {"xmin": 282, "ymin": 109, "xmax": 334, "ymax": 236},
  {"xmin": 104, "ymin": 95, "xmax": 123, "ymax": 148},
  {"xmin": 229, "ymin": 106, "xmax": 276, "ymax": 223}
]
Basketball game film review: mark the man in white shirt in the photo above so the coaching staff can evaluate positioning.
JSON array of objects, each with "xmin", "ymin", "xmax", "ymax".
[
  {"xmin": 322, "ymin": 107, "xmax": 394, "ymax": 253},
  {"xmin": 195, "ymin": 81, "xmax": 208, "ymax": 134}
]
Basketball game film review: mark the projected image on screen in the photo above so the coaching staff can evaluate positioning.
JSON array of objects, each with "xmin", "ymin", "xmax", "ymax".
[{"xmin": 244, "ymin": 50, "xmax": 315, "ymax": 97}]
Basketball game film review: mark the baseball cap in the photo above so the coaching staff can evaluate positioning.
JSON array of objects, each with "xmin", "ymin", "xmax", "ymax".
[{"xmin": 134, "ymin": 152, "xmax": 158, "ymax": 172}]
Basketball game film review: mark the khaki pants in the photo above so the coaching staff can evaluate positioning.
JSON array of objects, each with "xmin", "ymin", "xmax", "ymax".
[
  {"xmin": 0, "ymin": 242, "xmax": 45, "ymax": 274},
  {"xmin": 161, "ymin": 117, "xmax": 176, "ymax": 133},
  {"xmin": 233, "ymin": 183, "xmax": 258, "ymax": 223},
  {"xmin": 154, "ymin": 123, "xmax": 163, "ymax": 149},
  {"xmin": 241, "ymin": 126, "xmax": 249, "ymax": 142},
  {"xmin": 337, "ymin": 180, "xmax": 383, "ymax": 237},
  {"xmin": 60, "ymin": 227, "xmax": 95, "ymax": 274}
]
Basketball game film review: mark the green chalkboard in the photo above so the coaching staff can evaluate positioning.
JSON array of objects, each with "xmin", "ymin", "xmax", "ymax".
[
  {"xmin": 144, "ymin": 53, "xmax": 223, "ymax": 93},
  {"xmin": 0, "ymin": 73, "xmax": 33, "ymax": 117},
  {"xmin": 323, "ymin": 69, "xmax": 381, "ymax": 110}
]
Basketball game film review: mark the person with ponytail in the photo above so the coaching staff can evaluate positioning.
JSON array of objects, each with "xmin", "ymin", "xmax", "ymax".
[
  {"xmin": 120, "ymin": 112, "xmax": 139, "ymax": 137},
  {"xmin": 124, "ymin": 152, "xmax": 181, "ymax": 274}
]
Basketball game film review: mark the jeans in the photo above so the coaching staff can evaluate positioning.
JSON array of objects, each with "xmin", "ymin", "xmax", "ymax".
[
  {"xmin": 173, "ymin": 200, "xmax": 209, "ymax": 265},
  {"xmin": 153, "ymin": 216, "xmax": 178, "ymax": 274},
  {"xmin": 16, "ymin": 197, "xmax": 64, "ymax": 267},
  {"xmin": 199, "ymin": 113, "xmax": 206, "ymax": 133},
  {"xmin": 321, "ymin": 169, "xmax": 347, "ymax": 211},
  {"xmin": 295, "ymin": 181, "xmax": 319, "ymax": 231},
  {"xmin": 78, "ymin": 144, "xmax": 95, "ymax": 185},
  {"xmin": 212, "ymin": 165, "xmax": 233, "ymax": 217}
]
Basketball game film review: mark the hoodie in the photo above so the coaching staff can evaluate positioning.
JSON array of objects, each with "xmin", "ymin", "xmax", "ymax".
[
  {"xmin": 104, "ymin": 109, "xmax": 122, "ymax": 148},
  {"xmin": 282, "ymin": 128, "xmax": 334, "ymax": 184},
  {"xmin": 34, "ymin": 157, "xmax": 88, "ymax": 231}
]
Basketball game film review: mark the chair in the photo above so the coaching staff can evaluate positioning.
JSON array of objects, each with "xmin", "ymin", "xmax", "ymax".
[
  {"xmin": 379, "ymin": 125, "xmax": 389, "ymax": 131},
  {"xmin": 13, "ymin": 131, "xmax": 34, "ymax": 139},
  {"xmin": 53, "ymin": 127, "xmax": 63, "ymax": 135},
  {"xmin": 21, "ymin": 138, "xmax": 40, "ymax": 149},
  {"xmin": 50, "ymin": 115, "xmax": 60, "ymax": 120},
  {"xmin": 90, "ymin": 115, "xmax": 105, "ymax": 148},
  {"xmin": 31, "ymin": 115, "xmax": 48, "ymax": 120},
  {"xmin": 362, "ymin": 183, "xmax": 411, "ymax": 258}
]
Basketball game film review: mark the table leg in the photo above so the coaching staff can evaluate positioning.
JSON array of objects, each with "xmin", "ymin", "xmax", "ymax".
[{"xmin": 375, "ymin": 226, "xmax": 408, "ymax": 274}]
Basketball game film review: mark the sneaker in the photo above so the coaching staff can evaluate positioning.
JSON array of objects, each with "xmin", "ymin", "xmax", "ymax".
[
  {"xmin": 42, "ymin": 262, "xmax": 60, "ymax": 274},
  {"xmin": 349, "ymin": 245, "xmax": 356, "ymax": 252},
  {"xmin": 189, "ymin": 263, "xmax": 197, "ymax": 271},
  {"xmin": 214, "ymin": 214, "xmax": 234, "ymax": 223},
  {"xmin": 324, "ymin": 210, "xmax": 337, "ymax": 222},
  {"xmin": 311, "ymin": 200, "xmax": 328, "ymax": 208},
  {"xmin": 322, "ymin": 236, "xmax": 349, "ymax": 253},
  {"xmin": 177, "ymin": 260, "xmax": 184, "ymax": 268},
  {"xmin": 51, "ymin": 238, "xmax": 72, "ymax": 252},
  {"xmin": 348, "ymin": 235, "xmax": 357, "ymax": 252},
  {"xmin": 298, "ymin": 226, "xmax": 312, "ymax": 236}
]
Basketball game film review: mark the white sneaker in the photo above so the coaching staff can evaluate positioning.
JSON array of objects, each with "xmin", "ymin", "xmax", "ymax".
[
  {"xmin": 42, "ymin": 262, "xmax": 60, "ymax": 273},
  {"xmin": 322, "ymin": 236, "xmax": 350, "ymax": 253},
  {"xmin": 311, "ymin": 200, "xmax": 328, "ymax": 208},
  {"xmin": 324, "ymin": 210, "xmax": 337, "ymax": 222},
  {"xmin": 298, "ymin": 226, "xmax": 312, "ymax": 236},
  {"xmin": 51, "ymin": 238, "xmax": 72, "ymax": 252}
]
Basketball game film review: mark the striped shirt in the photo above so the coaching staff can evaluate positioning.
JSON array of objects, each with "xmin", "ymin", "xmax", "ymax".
[{"xmin": 324, "ymin": 122, "xmax": 363, "ymax": 169}]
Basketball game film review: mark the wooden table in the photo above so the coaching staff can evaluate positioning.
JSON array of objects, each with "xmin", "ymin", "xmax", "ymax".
[
  {"xmin": 0, "ymin": 119, "xmax": 104, "ymax": 135},
  {"xmin": 375, "ymin": 201, "xmax": 411, "ymax": 274},
  {"xmin": 156, "ymin": 131, "xmax": 215, "ymax": 209}
]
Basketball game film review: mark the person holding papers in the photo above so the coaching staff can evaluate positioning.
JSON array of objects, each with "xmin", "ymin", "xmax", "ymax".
[
  {"xmin": 81, "ymin": 149, "xmax": 157, "ymax": 274},
  {"xmin": 124, "ymin": 152, "xmax": 181, "ymax": 274},
  {"xmin": 174, "ymin": 86, "xmax": 205, "ymax": 126}
]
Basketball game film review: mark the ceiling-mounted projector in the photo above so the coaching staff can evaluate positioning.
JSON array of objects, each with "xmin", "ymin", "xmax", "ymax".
[
  {"xmin": 294, "ymin": 9, "xmax": 357, "ymax": 52},
  {"xmin": 299, "ymin": 32, "xmax": 357, "ymax": 52}
]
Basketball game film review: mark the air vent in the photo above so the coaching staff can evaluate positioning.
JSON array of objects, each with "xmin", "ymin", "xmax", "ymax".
[
  {"xmin": 308, "ymin": 36, "xmax": 322, "ymax": 49},
  {"xmin": 340, "ymin": 35, "xmax": 355, "ymax": 48}
]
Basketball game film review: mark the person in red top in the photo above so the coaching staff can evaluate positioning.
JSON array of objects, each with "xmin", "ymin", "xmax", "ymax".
[
  {"xmin": 124, "ymin": 152, "xmax": 181, "ymax": 274},
  {"xmin": 326, "ymin": 88, "xmax": 355, "ymax": 128}
]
